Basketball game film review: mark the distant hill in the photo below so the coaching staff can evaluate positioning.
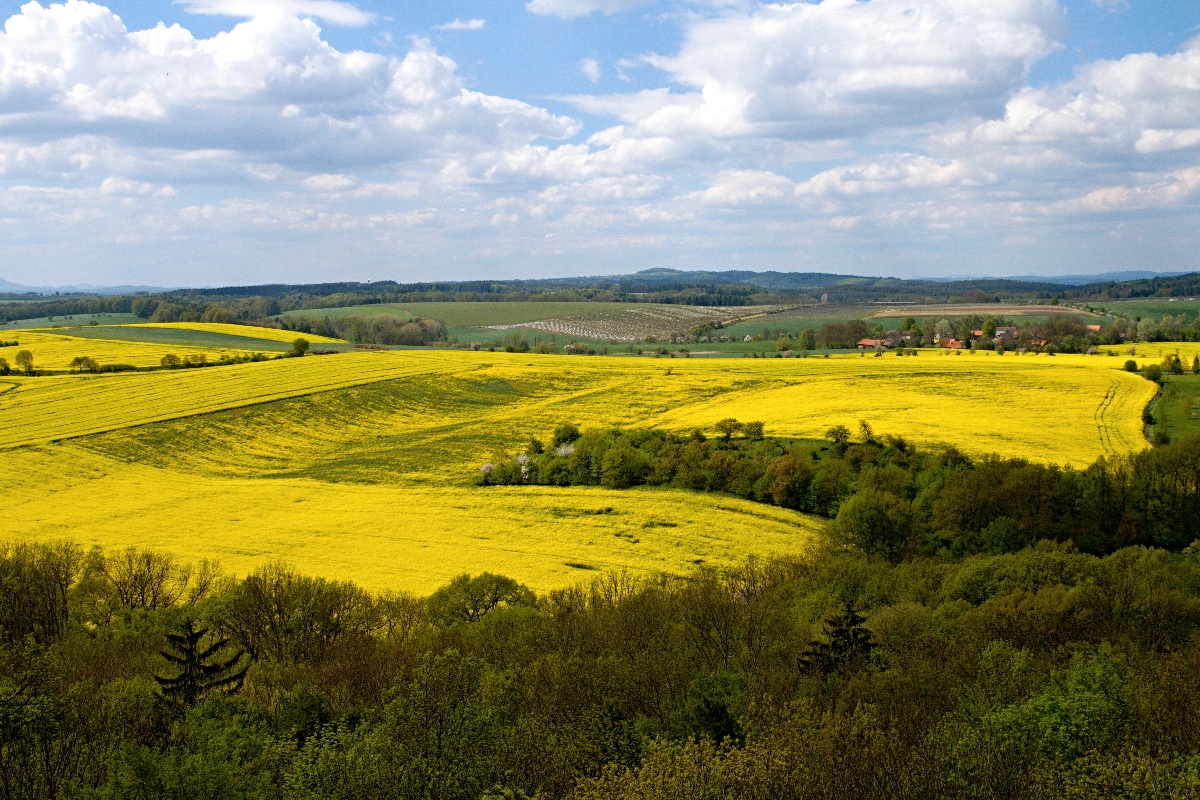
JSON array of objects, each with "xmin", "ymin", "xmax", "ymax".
[
  {"xmin": 0, "ymin": 277, "xmax": 168, "ymax": 296},
  {"xmin": 1001, "ymin": 270, "xmax": 1192, "ymax": 286}
]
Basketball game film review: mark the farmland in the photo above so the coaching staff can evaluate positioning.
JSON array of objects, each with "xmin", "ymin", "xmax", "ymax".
[
  {"xmin": 0, "ymin": 341, "xmax": 1164, "ymax": 592},
  {"xmin": 279, "ymin": 301, "xmax": 630, "ymax": 327},
  {"xmin": 1153, "ymin": 373, "xmax": 1200, "ymax": 440},
  {"xmin": 281, "ymin": 301, "xmax": 793, "ymax": 344},
  {"xmin": 0, "ymin": 329, "xmax": 263, "ymax": 370}
]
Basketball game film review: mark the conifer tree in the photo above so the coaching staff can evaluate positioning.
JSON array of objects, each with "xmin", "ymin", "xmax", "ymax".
[
  {"xmin": 799, "ymin": 604, "xmax": 875, "ymax": 676},
  {"xmin": 155, "ymin": 619, "xmax": 249, "ymax": 707}
]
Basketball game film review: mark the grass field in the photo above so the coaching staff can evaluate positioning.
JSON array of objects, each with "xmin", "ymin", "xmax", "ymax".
[
  {"xmin": 1100, "ymin": 298, "xmax": 1200, "ymax": 322},
  {"xmin": 0, "ymin": 312, "xmax": 142, "ymax": 329},
  {"xmin": 279, "ymin": 302, "xmax": 632, "ymax": 327},
  {"xmin": 1153, "ymin": 373, "xmax": 1200, "ymax": 441},
  {"xmin": 0, "ymin": 347, "xmax": 1166, "ymax": 593}
]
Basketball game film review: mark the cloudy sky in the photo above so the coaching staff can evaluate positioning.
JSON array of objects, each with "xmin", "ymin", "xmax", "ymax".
[{"xmin": 1, "ymin": 0, "xmax": 1198, "ymax": 287}]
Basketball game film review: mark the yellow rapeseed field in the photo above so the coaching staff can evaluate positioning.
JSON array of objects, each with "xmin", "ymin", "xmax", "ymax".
[
  {"xmin": 0, "ymin": 330, "xmax": 257, "ymax": 371},
  {"xmin": 128, "ymin": 322, "xmax": 345, "ymax": 344},
  {"xmin": 2, "ymin": 443, "xmax": 817, "ymax": 594},
  {"xmin": 0, "ymin": 347, "xmax": 1161, "ymax": 593}
]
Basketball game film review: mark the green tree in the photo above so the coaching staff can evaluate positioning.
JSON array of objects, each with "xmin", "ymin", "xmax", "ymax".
[
  {"xmin": 1193, "ymin": 355, "xmax": 1200, "ymax": 374},
  {"xmin": 714, "ymin": 418, "xmax": 742, "ymax": 442},
  {"xmin": 742, "ymin": 421, "xmax": 764, "ymax": 440},
  {"xmin": 154, "ymin": 619, "xmax": 249, "ymax": 708},
  {"xmin": 14, "ymin": 349, "xmax": 33, "ymax": 375},
  {"xmin": 825, "ymin": 424, "xmax": 851, "ymax": 445},
  {"xmin": 1142, "ymin": 363, "xmax": 1163, "ymax": 383},
  {"xmin": 290, "ymin": 337, "xmax": 310, "ymax": 357},
  {"xmin": 68, "ymin": 356, "xmax": 98, "ymax": 374},
  {"xmin": 0, "ymin": 357, "xmax": 8, "ymax": 376},
  {"xmin": 799, "ymin": 604, "xmax": 875, "ymax": 676},
  {"xmin": 764, "ymin": 455, "xmax": 813, "ymax": 510},
  {"xmin": 1124, "ymin": 359, "xmax": 1138, "ymax": 372},
  {"xmin": 160, "ymin": 353, "xmax": 181, "ymax": 369},
  {"xmin": 833, "ymin": 489, "xmax": 910, "ymax": 561},
  {"xmin": 858, "ymin": 419, "xmax": 875, "ymax": 443},
  {"xmin": 983, "ymin": 318, "xmax": 998, "ymax": 338},
  {"xmin": 799, "ymin": 328, "xmax": 816, "ymax": 350},
  {"xmin": 775, "ymin": 335, "xmax": 792, "ymax": 352},
  {"xmin": 427, "ymin": 573, "xmax": 534, "ymax": 624},
  {"xmin": 600, "ymin": 437, "xmax": 648, "ymax": 489},
  {"xmin": 551, "ymin": 422, "xmax": 581, "ymax": 448}
]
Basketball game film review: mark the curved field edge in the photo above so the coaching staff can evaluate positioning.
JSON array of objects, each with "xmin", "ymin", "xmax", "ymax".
[
  {"xmin": 3, "ymin": 444, "xmax": 819, "ymax": 594},
  {"xmin": 0, "ymin": 330, "xmax": 264, "ymax": 369},
  {"xmin": 0, "ymin": 352, "xmax": 468, "ymax": 448},
  {"xmin": 0, "ymin": 350, "xmax": 1159, "ymax": 465},
  {"xmin": 127, "ymin": 322, "xmax": 345, "ymax": 344}
]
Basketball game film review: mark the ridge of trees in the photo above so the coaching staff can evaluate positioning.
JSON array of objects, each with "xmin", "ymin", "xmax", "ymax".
[
  {"xmin": 480, "ymin": 424, "xmax": 1200, "ymax": 559},
  {"xmin": 4, "ymin": 269, "xmax": 1200, "ymax": 328}
]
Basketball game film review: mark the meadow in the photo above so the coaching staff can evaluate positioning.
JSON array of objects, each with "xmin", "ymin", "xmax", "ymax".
[
  {"xmin": 1100, "ymin": 298, "xmax": 1200, "ymax": 322},
  {"xmin": 0, "ymin": 336, "xmax": 1166, "ymax": 592},
  {"xmin": 278, "ymin": 301, "xmax": 629, "ymax": 327},
  {"xmin": 1154, "ymin": 372, "xmax": 1200, "ymax": 441}
]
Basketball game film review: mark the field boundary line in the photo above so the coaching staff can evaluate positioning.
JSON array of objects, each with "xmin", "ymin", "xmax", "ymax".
[{"xmin": 0, "ymin": 354, "xmax": 477, "ymax": 450}]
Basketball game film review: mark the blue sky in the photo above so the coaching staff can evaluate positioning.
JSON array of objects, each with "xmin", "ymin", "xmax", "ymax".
[{"xmin": 1, "ymin": 0, "xmax": 1198, "ymax": 287}]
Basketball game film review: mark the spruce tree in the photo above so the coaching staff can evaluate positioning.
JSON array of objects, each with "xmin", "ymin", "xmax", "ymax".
[
  {"xmin": 799, "ymin": 604, "xmax": 875, "ymax": 676},
  {"xmin": 155, "ymin": 619, "xmax": 249, "ymax": 707}
]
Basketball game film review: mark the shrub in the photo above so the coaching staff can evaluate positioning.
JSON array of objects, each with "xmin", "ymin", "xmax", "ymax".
[
  {"xmin": 1124, "ymin": 359, "xmax": 1138, "ymax": 372},
  {"xmin": 1142, "ymin": 364, "xmax": 1163, "ymax": 383}
]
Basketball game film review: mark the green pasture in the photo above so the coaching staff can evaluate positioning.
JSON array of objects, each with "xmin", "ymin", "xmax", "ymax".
[
  {"xmin": 1, "ymin": 312, "xmax": 142, "ymax": 329},
  {"xmin": 1099, "ymin": 299, "xmax": 1200, "ymax": 322},
  {"xmin": 279, "ymin": 301, "xmax": 633, "ymax": 327},
  {"xmin": 1154, "ymin": 373, "xmax": 1200, "ymax": 441}
]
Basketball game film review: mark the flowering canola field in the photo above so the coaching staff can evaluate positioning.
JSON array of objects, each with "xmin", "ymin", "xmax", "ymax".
[
  {"xmin": 128, "ymin": 322, "xmax": 345, "ymax": 344},
  {"xmin": 0, "ymin": 330, "xmax": 260, "ymax": 370},
  {"xmin": 0, "ymin": 346, "xmax": 1161, "ymax": 593}
]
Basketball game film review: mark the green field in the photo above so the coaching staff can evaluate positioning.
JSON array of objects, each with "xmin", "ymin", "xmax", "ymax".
[
  {"xmin": 0, "ymin": 312, "xmax": 142, "ymax": 329},
  {"xmin": 1100, "ymin": 298, "xmax": 1200, "ymax": 322},
  {"xmin": 1154, "ymin": 373, "xmax": 1200, "ymax": 440},
  {"xmin": 280, "ymin": 301, "xmax": 633, "ymax": 327}
]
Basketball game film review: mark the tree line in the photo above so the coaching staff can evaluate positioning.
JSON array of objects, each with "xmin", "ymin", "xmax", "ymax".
[
  {"xmin": 277, "ymin": 315, "xmax": 446, "ymax": 346},
  {"xmin": 4, "ymin": 534, "xmax": 1200, "ymax": 798},
  {"xmin": 480, "ymin": 423, "xmax": 1200, "ymax": 559}
]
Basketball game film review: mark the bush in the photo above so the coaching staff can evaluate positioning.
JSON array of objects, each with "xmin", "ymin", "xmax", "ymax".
[
  {"xmin": 1124, "ymin": 359, "xmax": 1138, "ymax": 372},
  {"xmin": 1143, "ymin": 364, "xmax": 1164, "ymax": 383},
  {"xmin": 551, "ymin": 422, "xmax": 581, "ymax": 448}
]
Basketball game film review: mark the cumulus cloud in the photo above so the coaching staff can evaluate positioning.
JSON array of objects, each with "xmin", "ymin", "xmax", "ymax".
[
  {"xmin": 181, "ymin": 0, "xmax": 375, "ymax": 26},
  {"xmin": 526, "ymin": 0, "xmax": 647, "ymax": 19},
  {"xmin": 0, "ymin": 1, "xmax": 577, "ymax": 180},
  {"xmin": 582, "ymin": 0, "xmax": 1063, "ymax": 143},
  {"xmin": 434, "ymin": 18, "xmax": 486, "ymax": 31}
]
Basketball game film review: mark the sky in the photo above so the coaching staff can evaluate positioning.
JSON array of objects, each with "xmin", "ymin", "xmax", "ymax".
[{"xmin": 0, "ymin": 0, "xmax": 1198, "ymax": 287}]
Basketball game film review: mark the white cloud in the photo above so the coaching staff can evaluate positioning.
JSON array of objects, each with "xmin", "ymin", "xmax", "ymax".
[
  {"xmin": 579, "ymin": 58, "xmax": 601, "ymax": 83},
  {"xmin": 620, "ymin": 0, "xmax": 1064, "ymax": 141},
  {"xmin": 0, "ymin": 2, "xmax": 578, "ymax": 181},
  {"xmin": 434, "ymin": 18, "xmax": 486, "ymax": 31},
  {"xmin": 526, "ymin": 0, "xmax": 647, "ymax": 19},
  {"xmin": 182, "ymin": 0, "xmax": 375, "ymax": 26}
]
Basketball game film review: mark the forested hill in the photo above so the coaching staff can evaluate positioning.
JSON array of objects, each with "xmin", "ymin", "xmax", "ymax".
[{"xmin": 3, "ymin": 268, "xmax": 1199, "ymax": 325}]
